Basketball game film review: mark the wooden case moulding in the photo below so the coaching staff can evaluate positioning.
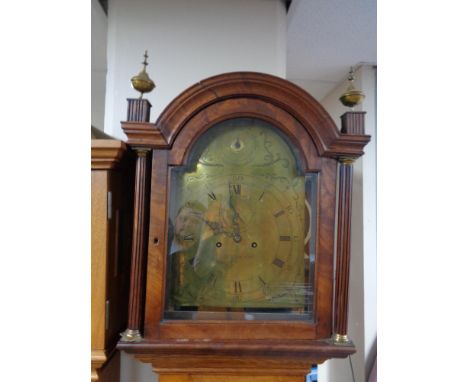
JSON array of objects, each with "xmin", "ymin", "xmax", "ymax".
[
  {"xmin": 117, "ymin": 72, "xmax": 370, "ymax": 376},
  {"xmin": 91, "ymin": 140, "xmax": 127, "ymax": 170},
  {"xmin": 121, "ymin": 72, "xmax": 370, "ymax": 157}
]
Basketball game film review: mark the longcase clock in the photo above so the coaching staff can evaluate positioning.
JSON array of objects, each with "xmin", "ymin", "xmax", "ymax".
[{"xmin": 117, "ymin": 72, "xmax": 370, "ymax": 380}]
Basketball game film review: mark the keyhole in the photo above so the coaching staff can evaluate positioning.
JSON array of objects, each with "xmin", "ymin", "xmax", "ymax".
[{"xmin": 154, "ymin": 237, "xmax": 159, "ymax": 245}]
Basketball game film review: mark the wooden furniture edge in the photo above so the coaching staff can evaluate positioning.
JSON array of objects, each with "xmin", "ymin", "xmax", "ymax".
[
  {"xmin": 118, "ymin": 339, "xmax": 355, "ymax": 359},
  {"xmin": 91, "ymin": 349, "xmax": 119, "ymax": 382},
  {"xmin": 135, "ymin": 355, "xmax": 320, "ymax": 376},
  {"xmin": 120, "ymin": 74, "xmax": 370, "ymax": 158},
  {"xmin": 91, "ymin": 139, "xmax": 127, "ymax": 170},
  {"xmin": 121, "ymin": 122, "xmax": 169, "ymax": 148},
  {"xmin": 117, "ymin": 340, "xmax": 355, "ymax": 375},
  {"xmin": 120, "ymin": 121, "xmax": 370, "ymax": 161},
  {"xmin": 91, "ymin": 348, "xmax": 116, "ymax": 372}
]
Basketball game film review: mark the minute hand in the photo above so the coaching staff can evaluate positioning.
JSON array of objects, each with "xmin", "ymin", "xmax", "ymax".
[
  {"xmin": 228, "ymin": 190, "xmax": 242, "ymax": 242},
  {"xmin": 200, "ymin": 217, "xmax": 237, "ymax": 238}
]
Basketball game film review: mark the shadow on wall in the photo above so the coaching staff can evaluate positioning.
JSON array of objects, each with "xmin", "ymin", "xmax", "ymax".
[
  {"xmin": 366, "ymin": 337, "xmax": 377, "ymax": 382},
  {"xmin": 120, "ymin": 352, "xmax": 157, "ymax": 382}
]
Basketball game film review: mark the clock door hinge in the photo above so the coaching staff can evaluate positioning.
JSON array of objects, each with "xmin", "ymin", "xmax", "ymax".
[
  {"xmin": 105, "ymin": 300, "xmax": 110, "ymax": 331},
  {"xmin": 107, "ymin": 191, "xmax": 112, "ymax": 220}
]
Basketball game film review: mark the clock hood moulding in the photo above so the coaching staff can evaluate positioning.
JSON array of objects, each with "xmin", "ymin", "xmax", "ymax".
[{"xmin": 121, "ymin": 72, "xmax": 370, "ymax": 160}]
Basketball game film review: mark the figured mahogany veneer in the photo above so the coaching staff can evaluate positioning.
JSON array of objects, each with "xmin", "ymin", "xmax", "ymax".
[
  {"xmin": 118, "ymin": 72, "xmax": 370, "ymax": 377},
  {"xmin": 120, "ymin": 339, "xmax": 352, "ymax": 379}
]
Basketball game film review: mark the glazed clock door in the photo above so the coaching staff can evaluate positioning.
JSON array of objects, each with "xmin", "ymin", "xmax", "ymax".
[
  {"xmin": 119, "ymin": 73, "xmax": 369, "ymax": 373},
  {"xmin": 164, "ymin": 118, "xmax": 317, "ymax": 321}
]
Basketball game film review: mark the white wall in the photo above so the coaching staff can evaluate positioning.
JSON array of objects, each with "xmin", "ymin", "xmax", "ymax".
[
  {"xmin": 91, "ymin": 0, "xmax": 107, "ymax": 130},
  {"xmin": 316, "ymin": 65, "xmax": 377, "ymax": 382},
  {"xmin": 104, "ymin": 0, "xmax": 287, "ymax": 138},
  {"xmin": 120, "ymin": 352, "xmax": 156, "ymax": 382}
]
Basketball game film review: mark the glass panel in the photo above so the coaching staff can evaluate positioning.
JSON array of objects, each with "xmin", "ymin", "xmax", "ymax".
[{"xmin": 164, "ymin": 118, "xmax": 317, "ymax": 321}]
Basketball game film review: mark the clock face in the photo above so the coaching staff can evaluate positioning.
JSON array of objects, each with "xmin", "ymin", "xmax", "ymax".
[{"xmin": 165, "ymin": 118, "xmax": 317, "ymax": 320}]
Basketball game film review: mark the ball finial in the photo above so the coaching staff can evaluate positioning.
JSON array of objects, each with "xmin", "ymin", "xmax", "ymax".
[
  {"xmin": 131, "ymin": 50, "xmax": 156, "ymax": 98},
  {"xmin": 339, "ymin": 67, "xmax": 365, "ymax": 109}
]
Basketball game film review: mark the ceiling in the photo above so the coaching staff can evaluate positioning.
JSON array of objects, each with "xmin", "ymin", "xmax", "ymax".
[
  {"xmin": 95, "ymin": 0, "xmax": 375, "ymax": 102},
  {"xmin": 287, "ymin": 0, "xmax": 376, "ymax": 100}
]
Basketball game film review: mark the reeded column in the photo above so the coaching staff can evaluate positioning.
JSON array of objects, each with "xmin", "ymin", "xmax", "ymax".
[
  {"xmin": 121, "ymin": 97, "xmax": 152, "ymax": 342},
  {"xmin": 121, "ymin": 148, "xmax": 150, "ymax": 342},
  {"xmin": 332, "ymin": 157, "xmax": 355, "ymax": 344},
  {"xmin": 332, "ymin": 111, "xmax": 365, "ymax": 345},
  {"xmin": 127, "ymin": 98, "xmax": 152, "ymax": 122}
]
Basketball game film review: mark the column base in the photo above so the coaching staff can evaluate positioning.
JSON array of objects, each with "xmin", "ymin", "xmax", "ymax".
[
  {"xmin": 328, "ymin": 333, "xmax": 354, "ymax": 346},
  {"xmin": 120, "ymin": 328, "xmax": 143, "ymax": 342}
]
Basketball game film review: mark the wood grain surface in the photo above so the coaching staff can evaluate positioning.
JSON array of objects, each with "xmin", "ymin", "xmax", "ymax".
[
  {"xmin": 92, "ymin": 138, "xmax": 132, "ymax": 381},
  {"xmin": 117, "ymin": 72, "xmax": 370, "ymax": 378}
]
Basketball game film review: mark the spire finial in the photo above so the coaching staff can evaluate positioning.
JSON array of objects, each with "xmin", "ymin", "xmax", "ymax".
[
  {"xmin": 142, "ymin": 50, "xmax": 149, "ymax": 70},
  {"xmin": 131, "ymin": 50, "xmax": 156, "ymax": 98},
  {"xmin": 339, "ymin": 66, "xmax": 365, "ymax": 109}
]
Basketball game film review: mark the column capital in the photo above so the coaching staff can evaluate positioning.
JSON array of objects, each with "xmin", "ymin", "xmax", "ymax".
[
  {"xmin": 135, "ymin": 148, "xmax": 151, "ymax": 157},
  {"xmin": 339, "ymin": 156, "xmax": 357, "ymax": 165}
]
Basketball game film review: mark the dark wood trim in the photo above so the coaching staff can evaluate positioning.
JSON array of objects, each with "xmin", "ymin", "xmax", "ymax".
[
  {"xmin": 333, "ymin": 162, "xmax": 353, "ymax": 336},
  {"xmin": 125, "ymin": 149, "xmax": 151, "ymax": 333},
  {"xmin": 121, "ymin": 122, "xmax": 168, "ymax": 148},
  {"xmin": 332, "ymin": 111, "xmax": 367, "ymax": 337},
  {"xmin": 127, "ymin": 99, "xmax": 152, "ymax": 122},
  {"xmin": 119, "ymin": 339, "xmax": 354, "ymax": 358},
  {"xmin": 340, "ymin": 112, "xmax": 366, "ymax": 135},
  {"xmin": 118, "ymin": 339, "xmax": 355, "ymax": 373}
]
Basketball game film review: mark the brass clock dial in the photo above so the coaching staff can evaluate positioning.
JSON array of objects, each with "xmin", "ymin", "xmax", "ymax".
[{"xmin": 166, "ymin": 119, "xmax": 316, "ymax": 316}]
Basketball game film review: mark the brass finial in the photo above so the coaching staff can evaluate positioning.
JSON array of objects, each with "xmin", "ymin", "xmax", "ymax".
[
  {"xmin": 131, "ymin": 50, "xmax": 156, "ymax": 98},
  {"xmin": 339, "ymin": 67, "xmax": 365, "ymax": 109}
]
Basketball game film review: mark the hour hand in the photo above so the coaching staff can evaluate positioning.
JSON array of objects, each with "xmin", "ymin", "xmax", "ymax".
[
  {"xmin": 199, "ymin": 216, "xmax": 235, "ymax": 238},
  {"xmin": 186, "ymin": 210, "xmax": 224, "ymax": 235},
  {"xmin": 202, "ymin": 217, "xmax": 243, "ymax": 243},
  {"xmin": 228, "ymin": 191, "xmax": 242, "ymax": 242},
  {"xmin": 229, "ymin": 193, "xmax": 242, "ymax": 224},
  {"xmin": 203, "ymin": 219, "xmax": 225, "ymax": 235}
]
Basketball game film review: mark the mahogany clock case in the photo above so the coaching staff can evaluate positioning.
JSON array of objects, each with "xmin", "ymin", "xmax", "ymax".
[{"xmin": 118, "ymin": 72, "xmax": 370, "ymax": 363}]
